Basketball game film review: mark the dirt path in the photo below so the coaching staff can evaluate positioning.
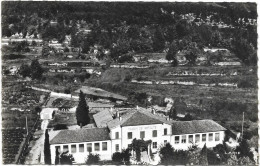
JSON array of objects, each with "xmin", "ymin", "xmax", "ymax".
[
  {"xmin": 24, "ymin": 131, "xmax": 45, "ymax": 164},
  {"xmin": 24, "ymin": 119, "xmax": 49, "ymax": 165}
]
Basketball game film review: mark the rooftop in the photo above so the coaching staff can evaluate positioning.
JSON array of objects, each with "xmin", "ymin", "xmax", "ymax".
[
  {"xmin": 107, "ymin": 108, "xmax": 173, "ymax": 129},
  {"xmin": 93, "ymin": 110, "xmax": 113, "ymax": 128},
  {"xmin": 171, "ymin": 120, "xmax": 226, "ymax": 135},
  {"xmin": 50, "ymin": 128, "xmax": 110, "ymax": 144}
]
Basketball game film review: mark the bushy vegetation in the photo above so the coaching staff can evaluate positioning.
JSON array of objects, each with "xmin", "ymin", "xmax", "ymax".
[
  {"xmin": 112, "ymin": 149, "xmax": 131, "ymax": 164},
  {"xmin": 160, "ymin": 141, "xmax": 255, "ymax": 165},
  {"xmin": 59, "ymin": 151, "xmax": 74, "ymax": 164},
  {"xmin": 86, "ymin": 153, "xmax": 100, "ymax": 164}
]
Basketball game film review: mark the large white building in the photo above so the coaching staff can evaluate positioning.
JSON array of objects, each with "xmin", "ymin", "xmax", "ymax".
[{"xmin": 49, "ymin": 108, "xmax": 226, "ymax": 164}]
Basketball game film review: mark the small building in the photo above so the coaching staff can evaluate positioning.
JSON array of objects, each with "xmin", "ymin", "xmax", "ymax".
[{"xmin": 40, "ymin": 108, "xmax": 56, "ymax": 120}]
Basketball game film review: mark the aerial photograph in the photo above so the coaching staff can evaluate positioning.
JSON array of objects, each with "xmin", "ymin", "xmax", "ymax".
[{"xmin": 1, "ymin": 1, "xmax": 258, "ymax": 165}]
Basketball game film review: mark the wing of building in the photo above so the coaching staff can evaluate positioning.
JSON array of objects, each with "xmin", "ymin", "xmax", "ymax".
[{"xmin": 49, "ymin": 108, "xmax": 226, "ymax": 164}]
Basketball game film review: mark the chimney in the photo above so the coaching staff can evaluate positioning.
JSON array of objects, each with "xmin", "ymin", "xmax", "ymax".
[
  {"xmin": 116, "ymin": 111, "xmax": 120, "ymax": 118},
  {"xmin": 119, "ymin": 116, "xmax": 122, "ymax": 121},
  {"xmin": 136, "ymin": 105, "xmax": 139, "ymax": 110}
]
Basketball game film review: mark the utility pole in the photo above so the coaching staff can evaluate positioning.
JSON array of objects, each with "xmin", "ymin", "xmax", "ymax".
[
  {"xmin": 241, "ymin": 112, "xmax": 244, "ymax": 140},
  {"xmin": 26, "ymin": 115, "xmax": 28, "ymax": 136}
]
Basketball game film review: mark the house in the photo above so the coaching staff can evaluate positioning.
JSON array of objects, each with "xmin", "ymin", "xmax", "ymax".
[{"xmin": 49, "ymin": 108, "xmax": 226, "ymax": 164}]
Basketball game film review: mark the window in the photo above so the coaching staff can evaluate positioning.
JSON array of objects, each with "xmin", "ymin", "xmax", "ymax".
[
  {"xmin": 195, "ymin": 134, "xmax": 200, "ymax": 143},
  {"xmin": 164, "ymin": 128, "xmax": 167, "ymax": 135},
  {"xmin": 79, "ymin": 144, "xmax": 84, "ymax": 152},
  {"xmin": 215, "ymin": 133, "xmax": 220, "ymax": 141},
  {"xmin": 94, "ymin": 143, "xmax": 100, "ymax": 151},
  {"xmin": 164, "ymin": 140, "xmax": 167, "ymax": 144},
  {"xmin": 55, "ymin": 146, "xmax": 61, "ymax": 152},
  {"xmin": 175, "ymin": 136, "xmax": 180, "ymax": 144},
  {"xmin": 63, "ymin": 145, "xmax": 68, "ymax": 152},
  {"xmin": 115, "ymin": 132, "xmax": 119, "ymax": 139},
  {"xmin": 181, "ymin": 135, "xmax": 186, "ymax": 143},
  {"xmin": 140, "ymin": 131, "xmax": 145, "ymax": 139},
  {"xmin": 209, "ymin": 133, "xmax": 213, "ymax": 141},
  {"xmin": 188, "ymin": 135, "xmax": 194, "ymax": 143},
  {"xmin": 102, "ymin": 142, "xmax": 107, "ymax": 151},
  {"xmin": 128, "ymin": 144, "xmax": 132, "ymax": 148},
  {"xmin": 152, "ymin": 130, "xmax": 157, "ymax": 137},
  {"xmin": 128, "ymin": 132, "xmax": 132, "ymax": 139},
  {"xmin": 152, "ymin": 142, "xmax": 157, "ymax": 149},
  {"xmin": 71, "ymin": 144, "xmax": 76, "ymax": 153},
  {"xmin": 202, "ymin": 134, "xmax": 207, "ymax": 142},
  {"xmin": 115, "ymin": 144, "xmax": 119, "ymax": 152},
  {"xmin": 87, "ymin": 143, "xmax": 92, "ymax": 152}
]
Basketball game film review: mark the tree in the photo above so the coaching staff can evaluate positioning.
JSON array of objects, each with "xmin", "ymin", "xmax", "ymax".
[
  {"xmin": 19, "ymin": 64, "xmax": 31, "ymax": 78},
  {"xmin": 200, "ymin": 144, "xmax": 208, "ymax": 165},
  {"xmin": 169, "ymin": 105, "xmax": 177, "ymax": 120},
  {"xmin": 60, "ymin": 151, "xmax": 74, "ymax": 164},
  {"xmin": 152, "ymin": 26, "xmax": 165, "ymax": 52},
  {"xmin": 131, "ymin": 139, "xmax": 151, "ymax": 162},
  {"xmin": 236, "ymin": 139, "xmax": 254, "ymax": 160},
  {"xmin": 184, "ymin": 49, "xmax": 198, "ymax": 66},
  {"xmin": 55, "ymin": 147, "xmax": 60, "ymax": 165},
  {"xmin": 182, "ymin": 113, "xmax": 193, "ymax": 121},
  {"xmin": 166, "ymin": 40, "xmax": 178, "ymax": 66},
  {"xmin": 207, "ymin": 149, "xmax": 221, "ymax": 165},
  {"xmin": 42, "ymin": 41, "xmax": 50, "ymax": 57},
  {"xmin": 121, "ymin": 148, "xmax": 131, "ymax": 164},
  {"xmin": 31, "ymin": 40, "xmax": 37, "ymax": 46},
  {"xmin": 231, "ymin": 37, "xmax": 256, "ymax": 65},
  {"xmin": 213, "ymin": 143, "xmax": 229, "ymax": 163},
  {"xmin": 86, "ymin": 153, "xmax": 100, "ymax": 164},
  {"xmin": 76, "ymin": 91, "xmax": 90, "ymax": 128},
  {"xmin": 44, "ymin": 129, "xmax": 51, "ymax": 164},
  {"xmin": 30, "ymin": 59, "xmax": 44, "ymax": 80},
  {"xmin": 159, "ymin": 143, "xmax": 175, "ymax": 164},
  {"xmin": 187, "ymin": 145, "xmax": 200, "ymax": 165}
]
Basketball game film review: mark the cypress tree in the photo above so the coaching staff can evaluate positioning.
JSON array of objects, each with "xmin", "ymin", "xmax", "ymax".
[
  {"xmin": 76, "ymin": 90, "xmax": 90, "ymax": 128},
  {"xmin": 44, "ymin": 129, "xmax": 51, "ymax": 164},
  {"xmin": 55, "ymin": 147, "xmax": 60, "ymax": 165},
  {"xmin": 166, "ymin": 40, "xmax": 178, "ymax": 66},
  {"xmin": 169, "ymin": 105, "xmax": 177, "ymax": 120},
  {"xmin": 30, "ymin": 59, "xmax": 44, "ymax": 80},
  {"xmin": 200, "ymin": 144, "xmax": 208, "ymax": 165},
  {"xmin": 152, "ymin": 26, "xmax": 165, "ymax": 52}
]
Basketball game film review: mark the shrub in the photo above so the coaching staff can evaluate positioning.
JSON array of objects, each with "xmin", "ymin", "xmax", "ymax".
[
  {"xmin": 64, "ymin": 88, "xmax": 71, "ymax": 94},
  {"xmin": 112, "ymin": 152, "xmax": 123, "ymax": 162},
  {"xmin": 64, "ymin": 47, "xmax": 70, "ymax": 52},
  {"xmin": 86, "ymin": 153, "xmax": 100, "ymax": 164},
  {"xmin": 3, "ymin": 69, "xmax": 10, "ymax": 75},
  {"xmin": 60, "ymin": 151, "xmax": 74, "ymax": 164}
]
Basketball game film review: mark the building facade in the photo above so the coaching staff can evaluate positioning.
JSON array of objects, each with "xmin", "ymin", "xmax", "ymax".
[{"xmin": 50, "ymin": 108, "xmax": 226, "ymax": 164}]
